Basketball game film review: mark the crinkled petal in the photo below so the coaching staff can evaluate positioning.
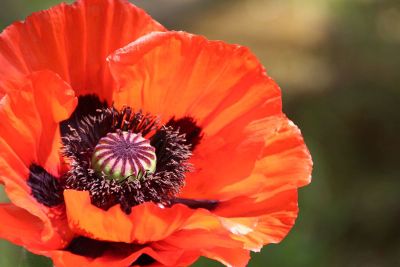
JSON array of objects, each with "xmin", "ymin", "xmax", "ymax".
[
  {"xmin": 109, "ymin": 31, "xmax": 281, "ymax": 129},
  {"xmin": 0, "ymin": 0, "xmax": 165, "ymax": 101},
  {"xmin": 177, "ymin": 117, "xmax": 310, "ymax": 251},
  {"xmin": 64, "ymin": 188, "xmax": 273, "ymax": 265},
  {"xmin": 64, "ymin": 190, "xmax": 198, "ymax": 244},
  {"xmin": 158, "ymin": 230, "xmax": 249, "ymax": 267},
  {"xmin": 0, "ymin": 71, "xmax": 77, "ymax": 249},
  {"xmin": 218, "ymin": 115, "xmax": 312, "ymax": 199},
  {"xmin": 0, "ymin": 70, "xmax": 77, "ymax": 181},
  {"xmin": 201, "ymin": 247, "xmax": 250, "ymax": 267},
  {"xmin": 158, "ymin": 229, "xmax": 243, "ymax": 250},
  {"xmin": 162, "ymin": 190, "xmax": 298, "ymax": 253},
  {"xmin": 49, "ymin": 246, "xmax": 196, "ymax": 267},
  {"xmin": 0, "ymin": 203, "xmax": 54, "ymax": 250},
  {"xmin": 108, "ymin": 31, "xmax": 282, "ymax": 198},
  {"xmin": 216, "ymin": 189, "xmax": 299, "ymax": 251}
]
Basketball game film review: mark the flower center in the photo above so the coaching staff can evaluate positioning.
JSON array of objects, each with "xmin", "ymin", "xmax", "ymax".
[
  {"xmin": 91, "ymin": 131, "xmax": 156, "ymax": 181},
  {"xmin": 52, "ymin": 97, "xmax": 206, "ymax": 213}
]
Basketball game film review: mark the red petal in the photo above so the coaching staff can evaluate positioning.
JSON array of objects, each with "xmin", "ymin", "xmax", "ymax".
[
  {"xmin": 108, "ymin": 31, "xmax": 282, "ymax": 198},
  {"xmin": 158, "ymin": 229, "xmax": 243, "ymax": 250},
  {"xmin": 64, "ymin": 190, "xmax": 196, "ymax": 244},
  {"xmin": 216, "ymin": 189, "xmax": 299, "ymax": 251},
  {"xmin": 0, "ymin": 71, "xmax": 77, "ymax": 179},
  {"xmin": 202, "ymin": 116, "xmax": 311, "ymax": 250},
  {"xmin": 218, "ymin": 115, "xmax": 313, "ymax": 199},
  {"xmin": 0, "ymin": 203, "xmax": 51, "ymax": 250},
  {"xmin": 0, "ymin": 71, "xmax": 77, "ymax": 249},
  {"xmin": 0, "ymin": 203, "xmax": 72, "ymax": 252},
  {"xmin": 201, "ymin": 247, "xmax": 250, "ymax": 267},
  {"xmin": 0, "ymin": 0, "xmax": 165, "ymax": 101},
  {"xmin": 109, "ymin": 31, "xmax": 281, "ymax": 125},
  {"xmin": 158, "ymin": 230, "xmax": 250, "ymax": 267},
  {"xmin": 49, "ymin": 244, "xmax": 198, "ymax": 267}
]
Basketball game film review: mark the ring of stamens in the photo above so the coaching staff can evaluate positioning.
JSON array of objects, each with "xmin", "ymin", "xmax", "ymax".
[{"xmin": 61, "ymin": 106, "xmax": 195, "ymax": 213}]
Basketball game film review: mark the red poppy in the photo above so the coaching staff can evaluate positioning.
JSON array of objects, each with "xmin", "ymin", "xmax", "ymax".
[{"xmin": 0, "ymin": 0, "xmax": 312, "ymax": 266}]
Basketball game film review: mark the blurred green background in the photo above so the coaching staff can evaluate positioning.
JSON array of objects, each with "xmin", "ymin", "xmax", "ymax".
[{"xmin": 1, "ymin": 0, "xmax": 399, "ymax": 266}]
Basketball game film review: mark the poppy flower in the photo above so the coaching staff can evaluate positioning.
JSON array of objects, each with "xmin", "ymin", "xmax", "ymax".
[{"xmin": 0, "ymin": 0, "xmax": 312, "ymax": 266}]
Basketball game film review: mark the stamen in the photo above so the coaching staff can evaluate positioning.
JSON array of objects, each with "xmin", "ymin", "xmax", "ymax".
[
  {"xmin": 167, "ymin": 117, "xmax": 203, "ymax": 149},
  {"xmin": 60, "ymin": 94, "xmax": 108, "ymax": 137}
]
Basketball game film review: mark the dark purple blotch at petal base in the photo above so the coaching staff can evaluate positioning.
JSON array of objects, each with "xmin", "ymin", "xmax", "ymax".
[{"xmin": 27, "ymin": 164, "xmax": 64, "ymax": 207}]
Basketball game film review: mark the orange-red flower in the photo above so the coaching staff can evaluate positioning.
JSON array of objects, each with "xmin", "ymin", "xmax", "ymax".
[{"xmin": 0, "ymin": 0, "xmax": 312, "ymax": 266}]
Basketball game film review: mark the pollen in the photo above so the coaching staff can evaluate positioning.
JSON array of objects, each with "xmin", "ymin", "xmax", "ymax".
[{"xmin": 91, "ymin": 131, "xmax": 156, "ymax": 181}]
